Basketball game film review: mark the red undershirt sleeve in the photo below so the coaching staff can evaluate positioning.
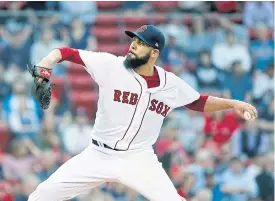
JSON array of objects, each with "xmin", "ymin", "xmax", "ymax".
[
  {"xmin": 57, "ymin": 47, "xmax": 85, "ymax": 66},
  {"xmin": 185, "ymin": 95, "xmax": 209, "ymax": 112}
]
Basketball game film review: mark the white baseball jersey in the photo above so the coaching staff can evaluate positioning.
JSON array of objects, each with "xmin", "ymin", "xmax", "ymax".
[
  {"xmin": 28, "ymin": 49, "xmax": 196, "ymax": 201},
  {"xmin": 78, "ymin": 50, "xmax": 200, "ymax": 151}
]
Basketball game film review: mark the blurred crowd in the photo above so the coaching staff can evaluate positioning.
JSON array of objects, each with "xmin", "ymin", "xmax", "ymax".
[{"xmin": 0, "ymin": 1, "xmax": 274, "ymax": 201}]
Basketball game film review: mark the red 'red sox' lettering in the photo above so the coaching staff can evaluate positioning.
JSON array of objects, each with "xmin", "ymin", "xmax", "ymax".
[
  {"xmin": 148, "ymin": 99, "xmax": 158, "ymax": 111},
  {"xmin": 156, "ymin": 102, "xmax": 164, "ymax": 114},
  {"xmin": 113, "ymin": 90, "xmax": 122, "ymax": 102},
  {"xmin": 129, "ymin": 93, "xmax": 138, "ymax": 105},
  {"xmin": 122, "ymin": 92, "xmax": 130, "ymax": 103},
  {"xmin": 113, "ymin": 90, "xmax": 138, "ymax": 105},
  {"xmin": 113, "ymin": 90, "xmax": 170, "ymax": 117},
  {"xmin": 149, "ymin": 99, "xmax": 170, "ymax": 117}
]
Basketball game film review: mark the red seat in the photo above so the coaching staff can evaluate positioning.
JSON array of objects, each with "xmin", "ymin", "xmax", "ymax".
[
  {"xmin": 152, "ymin": 16, "xmax": 166, "ymax": 24},
  {"xmin": 0, "ymin": 125, "xmax": 10, "ymax": 152},
  {"xmin": 67, "ymin": 64, "xmax": 87, "ymax": 75},
  {"xmin": 0, "ymin": 2, "xmax": 7, "ymax": 8},
  {"xmin": 215, "ymin": 1, "xmax": 238, "ymax": 13},
  {"xmin": 51, "ymin": 77, "xmax": 66, "ymax": 102},
  {"xmin": 93, "ymin": 27, "xmax": 121, "ymax": 41},
  {"xmin": 96, "ymin": 1, "xmax": 122, "ymax": 9},
  {"xmin": 95, "ymin": 15, "xmax": 119, "ymax": 26},
  {"xmin": 68, "ymin": 75, "xmax": 97, "ymax": 90},
  {"xmin": 70, "ymin": 91, "xmax": 98, "ymax": 120},
  {"xmin": 51, "ymin": 77, "xmax": 65, "ymax": 87},
  {"xmin": 122, "ymin": 16, "xmax": 151, "ymax": 25},
  {"xmin": 0, "ymin": 1, "xmax": 26, "ymax": 9},
  {"xmin": 70, "ymin": 90, "xmax": 98, "ymax": 103},
  {"xmin": 97, "ymin": 44, "xmax": 128, "ymax": 56},
  {"xmin": 151, "ymin": 2, "xmax": 179, "ymax": 12}
]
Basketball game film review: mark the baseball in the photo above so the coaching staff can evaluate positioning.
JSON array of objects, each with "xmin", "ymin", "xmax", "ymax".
[{"xmin": 244, "ymin": 111, "xmax": 252, "ymax": 120}]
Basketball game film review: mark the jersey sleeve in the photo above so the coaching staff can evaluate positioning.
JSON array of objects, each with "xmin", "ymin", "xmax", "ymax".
[
  {"xmin": 57, "ymin": 47, "xmax": 85, "ymax": 66},
  {"xmin": 185, "ymin": 95, "xmax": 209, "ymax": 112},
  {"xmin": 169, "ymin": 73, "xmax": 200, "ymax": 108},
  {"xmin": 78, "ymin": 49, "xmax": 117, "ymax": 85}
]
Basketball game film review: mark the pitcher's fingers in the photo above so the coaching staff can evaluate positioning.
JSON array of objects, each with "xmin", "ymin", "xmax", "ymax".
[
  {"xmin": 248, "ymin": 105, "xmax": 258, "ymax": 118},
  {"xmin": 251, "ymin": 106, "xmax": 258, "ymax": 118},
  {"xmin": 246, "ymin": 108, "xmax": 256, "ymax": 120}
]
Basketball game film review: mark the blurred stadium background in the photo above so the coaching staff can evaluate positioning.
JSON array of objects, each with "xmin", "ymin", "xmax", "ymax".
[{"xmin": 0, "ymin": 1, "xmax": 274, "ymax": 201}]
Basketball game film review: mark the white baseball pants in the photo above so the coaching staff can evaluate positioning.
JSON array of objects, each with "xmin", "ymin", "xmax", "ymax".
[{"xmin": 28, "ymin": 144, "xmax": 184, "ymax": 201}]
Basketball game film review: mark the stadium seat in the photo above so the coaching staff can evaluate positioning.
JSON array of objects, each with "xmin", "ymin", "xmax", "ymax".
[
  {"xmin": 0, "ymin": 1, "xmax": 26, "ymax": 9},
  {"xmin": 67, "ymin": 64, "xmax": 86, "ymax": 75},
  {"xmin": 70, "ymin": 90, "xmax": 98, "ymax": 120},
  {"xmin": 122, "ymin": 16, "xmax": 151, "ymax": 25},
  {"xmin": 70, "ymin": 90, "xmax": 98, "ymax": 103},
  {"xmin": 151, "ymin": 1, "xmax": 179, "ymax": 12},
  {"xmin": 95, "ymin": 15, "xmax": 119, "ymax": 26},
  {"xmin": 0, "ymin": 125, "xmax": 10, "ymax": 152},
  {"xmin": 215, "ymin": 1, "xmax": 238, "ymax": 13},
  {"xmin": 152, "ymin": 16, "xmax": 166, "ymax": 25},
  {"xmin": 51, "ymin": 77, "xmax": 66, "ymax": 103},
  {"xmin": 51, "ymin": 77, "xmax": 65, "ymax": 92},
  {"xmin": 93, "ymin": 27, "xmax": 121, "ymax": 41},
  {"xmin": 0, "ymin": 2, "xmax": 7, "ymax": 8},
  {"xmin": 97, "ymin": 44, "xmax": 128, "ymax": 56},
  {"xmin": 51, "ymin": 77, "xmax": 65, "ymax": 87},
  {"xmin": 96, "ymin": 1, "xmax": 122, "ymax": 9},
  {"xmin": 68, "ymin": 75, "xmax": 97, "ymax": 90}
]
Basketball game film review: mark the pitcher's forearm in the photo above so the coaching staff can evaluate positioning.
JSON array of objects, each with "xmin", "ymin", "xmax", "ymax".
[
  {"xmin": 204, "ymin": 96, "xmax": 258, "ymax": 120},
  {"xmin": 203, "ymin": 96, "xmax": 237, "ymax": 112},
  {"xmin": 36, "ymin": 49, "xmax": 62, "ymax": 69}
]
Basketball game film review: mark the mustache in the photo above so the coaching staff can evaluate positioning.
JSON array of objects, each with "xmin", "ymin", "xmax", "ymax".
[{"xmin": 128, "ymin": 51, "xmax": 136, "ymax": 56}]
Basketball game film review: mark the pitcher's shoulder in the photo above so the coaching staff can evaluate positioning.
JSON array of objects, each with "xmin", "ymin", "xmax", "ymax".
[
  {"xmin": 79, "ymin": 50, "xmax": 119, "ymax": 61},
  {"xmin": 161, "ymin": 69, "xmax": 180, "ymax": 85},
  {"xmin": 154, "ymin": 66, "xmax": 179, "ymax": 90},
  {"xmin": 155, "ymin": 66, "xmax": 174, "ymax": 77}
]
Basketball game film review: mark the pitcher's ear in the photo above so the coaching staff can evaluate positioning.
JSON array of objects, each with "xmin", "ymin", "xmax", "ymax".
[{"xmin": 151, "ymin": 49, "xmax": 160, "ymax": 58}]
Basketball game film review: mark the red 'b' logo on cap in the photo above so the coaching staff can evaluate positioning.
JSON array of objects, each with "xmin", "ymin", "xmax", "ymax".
[{"xmin": 137, "ymin": 25, "xmax": 147, "ymax": 33}]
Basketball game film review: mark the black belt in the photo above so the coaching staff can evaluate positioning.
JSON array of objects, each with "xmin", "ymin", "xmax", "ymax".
[{"xmin": 92, "ymin": 139, "xmax": 123, "ymax": 151}]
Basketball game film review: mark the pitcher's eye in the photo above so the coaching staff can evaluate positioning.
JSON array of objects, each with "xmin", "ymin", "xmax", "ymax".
[
  {"xmin": 139, "ymin": 40, "xmax": 145, "ymax": 45},
  {"xmin": 131, "ymin": 37, "xmax": 146, "ymax": 46},
  {"xmin": 137, "ymin": 40, "xmax": 146, "ymax": 46}
]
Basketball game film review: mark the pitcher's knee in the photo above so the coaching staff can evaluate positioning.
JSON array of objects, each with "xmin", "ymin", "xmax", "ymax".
[{"xmin": 28, "ymin": 182, "xmax": 61, "ymax": 201}]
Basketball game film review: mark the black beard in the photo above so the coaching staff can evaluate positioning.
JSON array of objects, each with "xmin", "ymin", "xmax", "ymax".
[{"xmin": 123, "ymin": 53, "xmax": 150, "ymax": 69}]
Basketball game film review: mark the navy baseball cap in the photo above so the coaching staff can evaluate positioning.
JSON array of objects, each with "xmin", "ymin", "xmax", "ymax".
[{"xmin": 125, "ymin": 25, "xmax": 165, "ymax": 52}]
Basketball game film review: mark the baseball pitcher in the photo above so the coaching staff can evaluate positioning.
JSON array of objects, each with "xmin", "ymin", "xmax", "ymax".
[{"xmin": 27, "ymin": 25, "xmax": 257, "ymax": 201}]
